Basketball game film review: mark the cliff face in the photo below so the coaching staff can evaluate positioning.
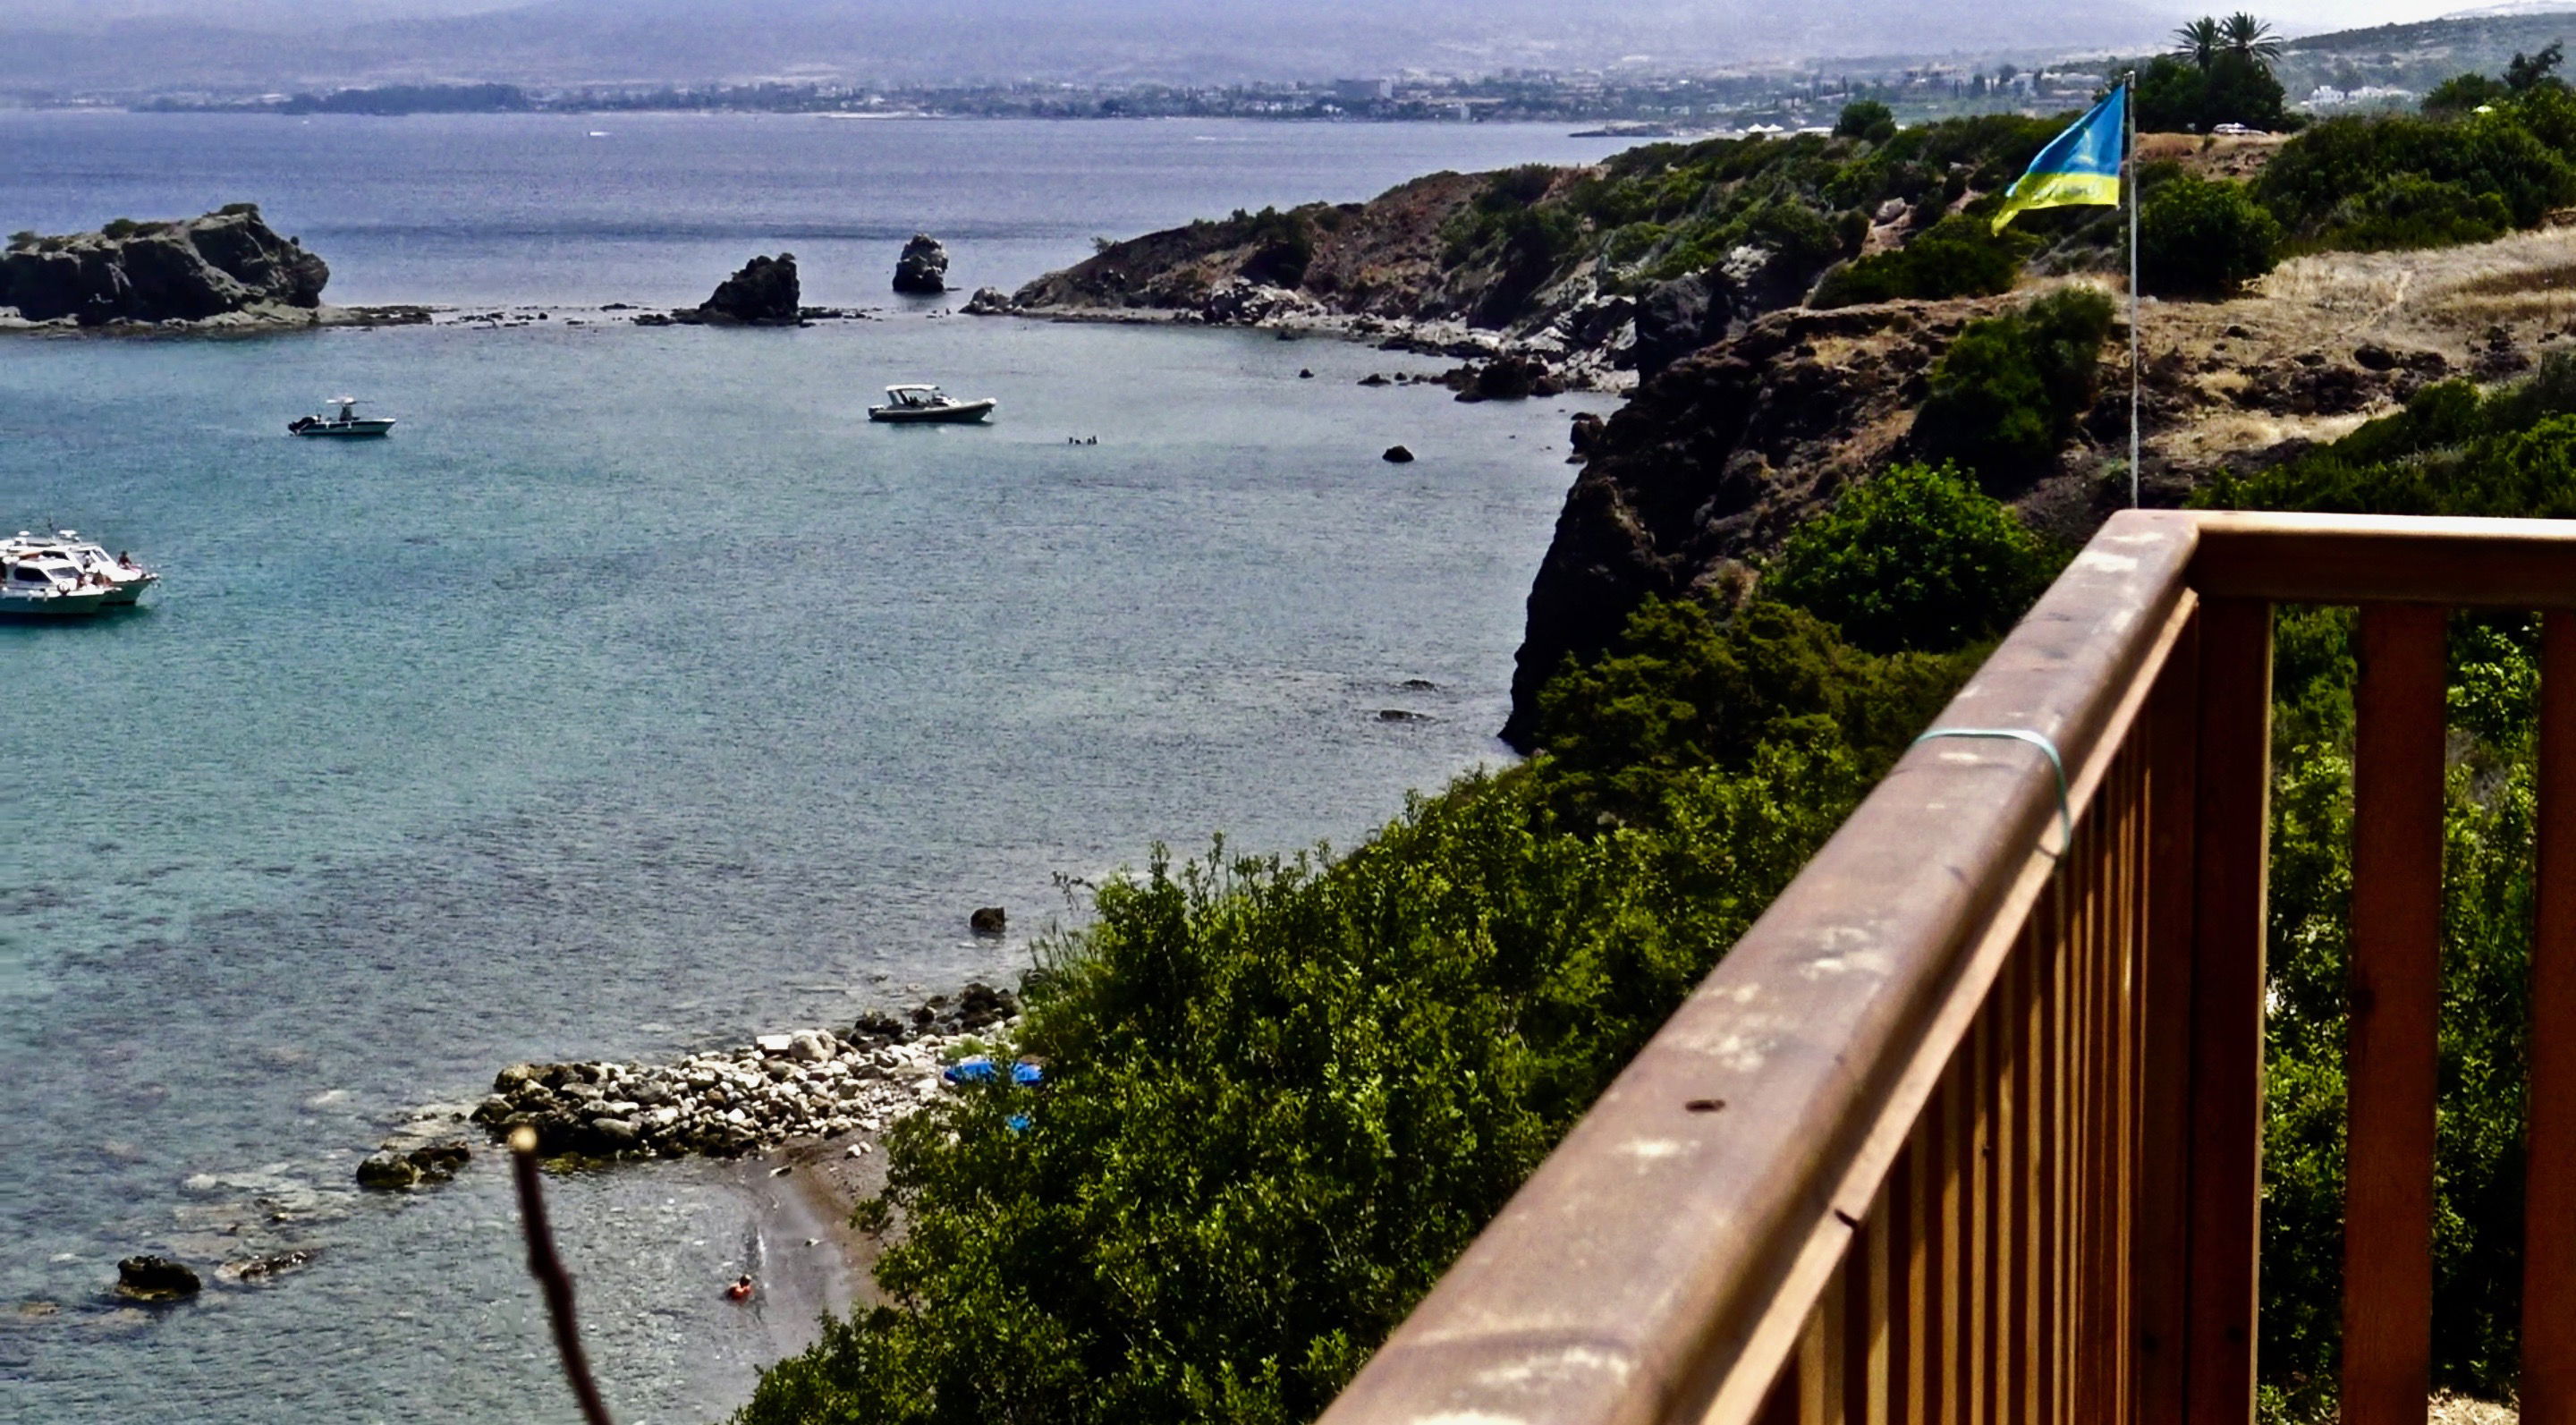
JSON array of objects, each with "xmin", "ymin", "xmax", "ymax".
[
  {"xmin": 0, "ymin": 207, "xmax": 327, "ymax": 325},
  {"xmin": 1500, "ymin": 300, "xmax": 1990, "ymax": 748}
]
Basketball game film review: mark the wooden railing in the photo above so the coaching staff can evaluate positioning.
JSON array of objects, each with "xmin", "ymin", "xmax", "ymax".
[{"xmin": 1317, "ymin": 511, "xmax": 2576, "ymax": 1425}]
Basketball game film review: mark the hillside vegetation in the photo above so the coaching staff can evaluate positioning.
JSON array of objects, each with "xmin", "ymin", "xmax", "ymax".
[{"xmin": 750, "ymin": 39, "xmax": 2576, "ymax": 1425}]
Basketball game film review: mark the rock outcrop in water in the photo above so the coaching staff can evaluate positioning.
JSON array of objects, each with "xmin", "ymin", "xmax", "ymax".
[
  {"xmin": 0, "ymin": 205, "xmax": 329, "ymax": 327},
  {"xmin": 893, "ymin": 233, "xmax": 950, "ymax": 294},
  {"xmin": 681, "ymin": 252, "xmax": 801, "ymax": 325}
]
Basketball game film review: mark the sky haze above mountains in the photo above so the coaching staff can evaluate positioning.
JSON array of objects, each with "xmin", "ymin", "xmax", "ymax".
[{"xmin": 0, "ymin": 0, "xmax": 2541, "ymax": 94}]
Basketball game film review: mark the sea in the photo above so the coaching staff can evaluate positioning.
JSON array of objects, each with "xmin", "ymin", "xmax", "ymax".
[{"xmin": 0, "ymin": 114, "xmax": 1629, "ymax": 1422}]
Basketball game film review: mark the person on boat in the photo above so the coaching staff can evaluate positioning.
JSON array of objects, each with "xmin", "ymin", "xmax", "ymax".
[{"xmin": 725, "ymin": 1274, "xmax": 755, "ymax": 1302}]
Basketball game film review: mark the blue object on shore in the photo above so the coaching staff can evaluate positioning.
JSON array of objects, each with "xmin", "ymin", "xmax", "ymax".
[
  {"xmin": 943, "ymin": 1056, "xmax": 998, "ymax": 1083},
  {"xmin": 1011, "ymin": 1061, "xmax": 1044, "ymax": 1085}
]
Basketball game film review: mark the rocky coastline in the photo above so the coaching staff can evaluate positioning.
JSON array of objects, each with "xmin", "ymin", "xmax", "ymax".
[
  {"xmin": 352, "ymin": 981, "xmax": 1027, "ymax": 1195},
  {"xmin": 0, "ymin": 205, "xmax": 423, "ymax": 334}
]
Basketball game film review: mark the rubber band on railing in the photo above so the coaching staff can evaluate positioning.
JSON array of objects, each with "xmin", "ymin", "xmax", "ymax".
[{"xmin": 1911, "ymin": 727, "xmax": 2073, "ymax": 858}]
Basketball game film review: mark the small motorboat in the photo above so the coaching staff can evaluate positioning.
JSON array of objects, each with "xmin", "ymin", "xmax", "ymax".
[
  {"xmin": 288, "ymin": 397, "xmax": 396, "ymax": 437},
  {"xmin": 867, "ymin": 385, "xmax": 996, "ymax": 424},
  {"xmin": 0, "ymin": 530, "xmax": 155, "ymax": 617}
]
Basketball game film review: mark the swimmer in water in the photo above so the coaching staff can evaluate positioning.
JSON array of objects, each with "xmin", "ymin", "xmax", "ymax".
[{"xmin": 725, "ymin": 1274, "xmax": 755, "ymax": 1302}]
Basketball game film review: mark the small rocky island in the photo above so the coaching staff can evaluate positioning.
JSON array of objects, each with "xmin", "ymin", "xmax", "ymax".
[
  {"xmin": 653, "ymin": 251, "xmax": 802, "ymax": 325},
  {"xmin": 892, "ymin": 233, "xmax": 949, "ymax": 294},
  {"xmin": 0, "ymin": 205, "xmax": 364, "ymax": 330}
]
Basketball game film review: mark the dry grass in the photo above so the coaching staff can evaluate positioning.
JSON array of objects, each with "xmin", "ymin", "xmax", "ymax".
[{"xmin": 2429, "ymin": 1390, "xmax": 2521, "ymax": 1424}]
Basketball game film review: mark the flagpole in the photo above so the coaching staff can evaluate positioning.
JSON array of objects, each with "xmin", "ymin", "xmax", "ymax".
[{"xmin": 2126, "ymin": 72, "xmax": 2141, "ymax": 509}]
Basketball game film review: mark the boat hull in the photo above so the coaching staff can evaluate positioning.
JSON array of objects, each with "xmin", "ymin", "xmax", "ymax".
[
  {"xmin": 867, "ymin": 400, "xmax": 995, "ymax": 424},
  {"xmin": 292, "ymin": 420, "xmax": 396, "ymax": 437},
  {"xmin": 0, "ymin": 589, "xmax": 131, "ymax": 618}
]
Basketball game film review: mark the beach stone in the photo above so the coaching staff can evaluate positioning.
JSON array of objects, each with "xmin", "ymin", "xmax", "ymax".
[
  {"xmin": 355, "ymin": 1150, "xmax": 420, "ymax": 1190},
  {"xmin": 970, "ymin": 906, "xmax": 1006, "ymax": 933},
  {"xmin": 960, "ymin": 285, "xmax": 1014, "ymax": 314},
  {"xmin": 114, "ymin": 1256, "xmax": 201, "ymax": 1302},
  {"xmin": 407, "ymin": 1140, "xmax": 471, "ymax": 1183},
  {"xmin": 894, "ymin": 233, "xmax": 951, "ymax": 294}
]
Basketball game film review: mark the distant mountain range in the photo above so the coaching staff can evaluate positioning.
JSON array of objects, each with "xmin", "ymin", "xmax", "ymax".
[{"xmin": 0, "ymin": 0, "xmax": 2182, "ymax": 98}]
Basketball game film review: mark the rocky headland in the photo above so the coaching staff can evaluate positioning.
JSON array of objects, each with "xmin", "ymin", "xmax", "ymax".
[
  {"xmin": 0, "ymin": 205, "xmax": 421, "ymax": 332},
  {"xmin": 973, "ymin": 166, "xmax": 1841, "ymax": 394}
]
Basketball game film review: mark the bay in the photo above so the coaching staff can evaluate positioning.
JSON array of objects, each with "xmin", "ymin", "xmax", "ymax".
[{"xmin": 0, "ymin": 115, "xmax": 1621, "ymax": 1421}]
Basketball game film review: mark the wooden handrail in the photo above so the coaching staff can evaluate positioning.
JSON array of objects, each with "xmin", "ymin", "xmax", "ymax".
[{"xmin": 1318, "ymin": 510, "xmax": 2576, "ymax": 1425}]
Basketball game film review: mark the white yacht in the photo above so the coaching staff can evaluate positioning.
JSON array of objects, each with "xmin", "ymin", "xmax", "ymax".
[
  {"xmin": 289, "ymin": 397, "xmax": 396, "ymax": 437},
  {"xmin": 867, "ymin": 385, "xmax": 996, "ymax": 424},
  {"xmin": 0, "ymin": 531, "xmax": 155, "ymax": 616}
]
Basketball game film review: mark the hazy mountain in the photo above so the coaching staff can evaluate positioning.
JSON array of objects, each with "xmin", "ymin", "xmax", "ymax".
[{"xmin": 0, "ymin": 0, "xmax": 2189, "ymax": 98}]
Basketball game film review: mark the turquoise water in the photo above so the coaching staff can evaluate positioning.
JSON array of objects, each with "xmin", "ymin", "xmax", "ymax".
[{"xmin": 0, "ymin": 116, "xmax": 1616, "ymax": 1421}]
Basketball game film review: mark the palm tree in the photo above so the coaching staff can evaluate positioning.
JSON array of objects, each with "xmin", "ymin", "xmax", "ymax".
[
  {"xmin": 2173, "ymin": 17, "xmax": 2224, "ymax": 69},
  {"xmin": 2220, "ymin": 13, "xmax": 2284, "ymax": 67}
]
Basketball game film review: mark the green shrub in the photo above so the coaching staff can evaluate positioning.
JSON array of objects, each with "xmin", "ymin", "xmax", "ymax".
[
  {"xmin": 99, "ymin": 217, "xmax": 141, "ymax": 240},
  {"xmin": 1534, "ymin": 597, "xmax": 1978, "ymax": 827},
  {"xmin": 1910, "ymin": 285, "xmax": 2116, "ymax": 486},
  {"xmin": 2134, "ymin": 51, "xmax": 2294, "ymax": 132},
  {"xmin": 2423, "ymin": 71, "xmax": 2511, "ymax": 116},
  {"xmin": 2322, "ymin": 174, "xmax": 2511, "ymax": 252},
  {"xmin": 1834, "ymin": 99, "xmax": 1896, "ymax": 144},
  {"xmin": 1810, "ymin": 213, "xmax": 2031, "ymax": 307},
  {"xmin": 1767, "ymin": 461, "xmax": 2062, "ymax": 655},
  {"xmin": 2258, "ymin": 112, "xmax": 2576, "ymax": 243},
  {"xmin": 2140, "ymin": 174, "xmax": 2282, "ymax": 295},
  {"xmin": 737, "ymin": 745, "xmax": 1879, "ymax": 1425},
  {"xmin": 216, "ymin": 200, "xmax": 260, "ymax": 217}
]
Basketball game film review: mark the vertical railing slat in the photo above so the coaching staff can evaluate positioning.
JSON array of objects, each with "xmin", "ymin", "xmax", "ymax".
[
  {"xmin": 2185, "ymin": 598, "xmax": 2273, "ymax": 1425},
  {"xmin": 2343, "ymin": 604, "xmax": 2447, "ymax": 1425},
  {"xmin": 2527, "ymin": 610, "xmax": 2576, "ymax": 1425},
  {"xmin": 2132, "ymin": 612, "xmax": 2201, "ymax": 1425}
]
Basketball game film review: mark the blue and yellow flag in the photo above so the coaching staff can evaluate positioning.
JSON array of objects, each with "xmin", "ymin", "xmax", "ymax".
[{"xmin": 1991, "ymin": 83, "xmax": 2127, "ymax": 233}]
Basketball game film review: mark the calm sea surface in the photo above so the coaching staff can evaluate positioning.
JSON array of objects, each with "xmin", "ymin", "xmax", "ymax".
[{"xmin": 0, "ymin": 115, "xmax": 1625, "ymax": 1421}]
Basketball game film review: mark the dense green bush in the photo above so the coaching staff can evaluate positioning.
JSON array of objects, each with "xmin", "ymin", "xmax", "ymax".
[
  {"xmin": 1910, "ymin": 285, "xmax": 2116, "ymax": 485},
  {"xmin": 736, "ymin": 614, "xmax": 1927, "ymax": 1423},
  {"xmin": 2134, "ymin": 51, "xmax": 2294, "ymax": 133},
  {"xmin": 1534, "ymin": 596, "xmax": 1976, "ymax": 828},
  {"xmin": 1834, "ymin": 99, "xmax": 1896, "ymax": 144},
  {"xmin": 1810, "ymin": 214, "xmax": 2032, "ymax": 307},
  {"xmin": 1767, "ymin": 461, "xmax": 2063, "ymax": 655},
  {"xmin": 2140, "ymin": 174, "xmax": 2282, "ymax": 295},
  {"xmin": 2258, "ymin": 109, "xmax": 2576, "ymax": 247},
  {"xmin": 2323, "ymin": 174, "xmax": 2512, "ymax": 252},
  {"xmin": 2423, "ymin": 71, "xmax": 2511, "ymax": 116}
]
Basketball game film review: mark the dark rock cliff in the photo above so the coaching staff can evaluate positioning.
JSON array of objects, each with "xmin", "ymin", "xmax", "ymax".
[
  {"xmin": 1501, "ymin": 300, "xmax": 1989, "ymax": 750},
  {"xmin": 0, "ymin": 206, "xmax": 327, "ymax": 325}
]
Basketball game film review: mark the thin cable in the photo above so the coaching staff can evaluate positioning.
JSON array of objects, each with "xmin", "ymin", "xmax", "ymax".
[{"xmin": 1913, "ymin": 726, "xmax": 2074, "ymax": 857}]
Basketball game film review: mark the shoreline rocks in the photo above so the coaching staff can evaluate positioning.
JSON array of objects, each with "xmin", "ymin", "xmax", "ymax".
[
  {"xmin": 464, "ymin": 983, "xmax": 1023, "ymax": 1163},
  {"xmin": 114, "ymin": 1256, "xmax": 200, "ymax": 1302},
  {"xmin": 3, "ymin": 205, "xmax": 327, "ymax": 327},
  {"xmin": 892, "ymin": 234, "xmax": 950, "ymax": 294}
]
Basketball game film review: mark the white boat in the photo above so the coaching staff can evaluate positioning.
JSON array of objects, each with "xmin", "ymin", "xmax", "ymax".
[
  {"xmin": 867, "ymin": 385, "xmax": 996, "ymax": 424},
  {"xmin": 0, "ymin": 530, "xmax": 155, "ymax": 617},
  {"xmin": 289, "ymin": 397, "xmax": 396, "ymax": 437}
]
